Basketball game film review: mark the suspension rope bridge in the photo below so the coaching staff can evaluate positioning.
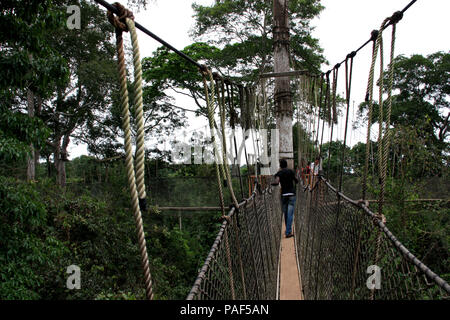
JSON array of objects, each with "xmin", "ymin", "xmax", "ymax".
[{"xmin": 96, "ymin": 0, "xmax": 449, "ymax": 300}]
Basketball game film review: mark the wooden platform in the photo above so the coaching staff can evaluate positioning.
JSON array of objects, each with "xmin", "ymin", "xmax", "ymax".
[{"xmin": 279, "ymin": 223, "xmax": 303, "ymax": 300}]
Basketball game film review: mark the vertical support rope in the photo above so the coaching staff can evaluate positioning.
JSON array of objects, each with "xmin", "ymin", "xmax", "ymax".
[
  {"xmin": 372, "ymin": 19, "xmax": 398, "ymax": 301},
  {"xmin": 297, "ymin": 76, "xmax": 302, "ymax": 169},
  {"xmin": 377, "ymin": 35, "xmax": 385, "ymax": 208},
  {"xmin": 326, "ymin": 68, "xmax": 338, "ymax": 179},
  {"xmin": 202, "ymin": 70, "xmax": 225, "ymax": 215},
  {"xmin": 380, "ymin": 22, "xmax": 397, "ymax": 217},
  {"xmin": 107, "ymin": 4, "xmax": 153, "ymax": 300},
  {"xmin": 201, "ymin": 69, "xmax": 235, "ymax": 300},
  {"xmin": 339, "ymin": 55, "xmax": 354, "ymax": 193},
  {"xmin": 217, "ymin": 79, "xmax": 240, "ymax": 208},
  {"xmin": 360, "ymin": 17, "xmax": 391, "ymax": 301},
  {"xmin": 315, "ymin": 74, "xmax": 324, "ymax": 151},
  {"xmin": 362, "ymin": 23, "xmax": 386, "ymax": 200},
  {"xmin": 125, "ymin": 19, "xmax": 146, "ymax": 210},
  {"xmin": 220, "ymin": 78, "xmax": 246, "ymax": 299},
  {"xmin": 227, "ymin": 83, "xmax": 245, "ymax": 200}
]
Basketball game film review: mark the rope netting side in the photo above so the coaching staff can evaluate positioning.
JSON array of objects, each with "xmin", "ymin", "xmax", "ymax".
[
  {"xmin": 294, "ymin": 177, "xmax": 450, "ymax": 300},
  {"xmin": 187, "ymin": 186, "xmax": 282, "ymax": 300}
]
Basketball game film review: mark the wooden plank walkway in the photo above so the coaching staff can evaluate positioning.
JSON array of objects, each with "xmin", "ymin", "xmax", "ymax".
[{"xmin": 279, "ymin": 223, "xmax": 303, "ymax": 300}]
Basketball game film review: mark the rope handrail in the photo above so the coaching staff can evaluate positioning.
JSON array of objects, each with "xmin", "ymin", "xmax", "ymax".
[
  {"xmin": 307, "ymin": 176, "xmax": 450, "ymax": 296},
  {"xmin": 187, "ymin": 184, "xmax": 282, "ymax": 300}
]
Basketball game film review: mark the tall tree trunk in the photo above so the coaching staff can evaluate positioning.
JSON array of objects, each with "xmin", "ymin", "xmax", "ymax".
[
  {"xmin": 58, "ymin": 133, "xmax": 70, "ymax": 187},
  {"xmin": 273, "ymin": 0, "xmax": 294, "ymax": 169},
  {"xmin": 46, "ymin": 154, "xmax": 51, "ymax": 178},
  {"xmin": 54, "ymin": 136, "xmax": 62, "ymax": 186},
  {"xmin": 53, "ymin": 134, "xmax": 69, "ymax": 188},
  {"xmin": 27, "ymin": 88, "xmax": 35, "ymax": 181},
  {"xmin": 34, "ymin": 95, "xmax": 42, "ymax": 175}
]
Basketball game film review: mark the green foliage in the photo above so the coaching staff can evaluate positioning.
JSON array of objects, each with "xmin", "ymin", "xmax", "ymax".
[
  {"xmin": 0, "ymin": 155, "xmax": 226, "ymax": 299},
  {"xmin": 192, "ymin": 0, "xmax": 325, "ymax": 78},
  {"xmin": 357, "ymin": 52, "xmax": 449, "ymax": 178},
  {"xmin": 0, "ymin": 0, "xmax": 67, "ymax": 162},
  {"xmin": 142, "ymin": 42, "xmax": 222, "ymax": 117},
  {"xmin": 0, "ymin": 177, "xmax": 68, "ymax": 299},
  {"xmin": 0, "ymin": 0, "xmax": 68, "ymax": 93},
  {"xmin": 320, "ymin": 140, "xmax": 351, "ymax": 182},
  {"xmin": 0, "ymin": 108, "xmax": 51, "ymax": 161},
  {"xmin": 382, "ymin": 179, "xmax": 450, "ymax": 283}
]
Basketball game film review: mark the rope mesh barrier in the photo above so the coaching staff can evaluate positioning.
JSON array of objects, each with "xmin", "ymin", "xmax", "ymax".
[
  {"xmin": 294, "ymin": 178, "xmax": 450, "ymax": 300},
  {"xmin": 187, "ymin": 186, "xmax": 282, "ymax": 300}
]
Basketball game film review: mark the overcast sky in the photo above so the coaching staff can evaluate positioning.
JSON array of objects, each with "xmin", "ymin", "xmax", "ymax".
[{"xmin": 70, "ymin": 0, "xmax": 449, "ymax": 158}]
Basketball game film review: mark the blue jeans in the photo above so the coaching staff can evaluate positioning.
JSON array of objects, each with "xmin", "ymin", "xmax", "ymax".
[{"xmin": 281, "ymin": 195, "xmax": 296, "ymax": 236}]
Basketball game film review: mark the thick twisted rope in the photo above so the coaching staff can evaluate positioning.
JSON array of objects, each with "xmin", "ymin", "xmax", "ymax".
[
  {"xmin": 222, "ymin": 80, "xmax": 248, "ymax": 299},
  {"xmin": 326, "ymin": 68, "xmax": 338, "ymax": 179},
  {"xmin": 379, "ymin": 22, "xmax": 397, "ymax": 217},
  {"xmin": 362, "ymin": 21, "xmax": 387, "ymax": 200},
  {"xmin": 377, "ymin": 34, "xmax": 385, "ymax": 207},
  {"xmin": 125, "ymin": 18, "xmax": 146, "ymax": 209},
  {"xmin": 370, "ymin": 20, "xmax": 398, "ymax": 301},
  {"xmin": 107, "ymin": 3, "xmax": 153, "ymax": 300},
  {"xmin": 360, "ymin": 17, "xmax": 392, "ymax": 301}
]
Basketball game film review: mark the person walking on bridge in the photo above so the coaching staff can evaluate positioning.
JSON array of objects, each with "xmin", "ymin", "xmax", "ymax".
[{"xmin": 272, "ymin": 159, "xmax": 298, "ymax": 238}]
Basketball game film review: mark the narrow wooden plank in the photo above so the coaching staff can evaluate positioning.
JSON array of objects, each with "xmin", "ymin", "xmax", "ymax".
[{"xmin": 279, "ymin": 224, "xmax": 303, "ymax": 300}]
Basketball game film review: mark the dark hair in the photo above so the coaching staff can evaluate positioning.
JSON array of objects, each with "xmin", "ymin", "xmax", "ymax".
[
  {"xmin": 279, "ymin": 159, "xmax": 288, "ymax": 168},
  {"xmin": 315, "ymin": 156, "xmax": 320, "ymax": 161}
]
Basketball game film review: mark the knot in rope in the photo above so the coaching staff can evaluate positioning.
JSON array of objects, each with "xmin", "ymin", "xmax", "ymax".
[
  {"xmin": 357, "ymin": 199, "xmax": 369, "ymax": 208},
  {"xmin": 213, "ymin": 72, "xmax": 222, "ymax": 81},
  {"xmin": 229, "ymin": 203, "xmax": 239, "ymax": 212},
  {"xmin": 220, "ymin": 215, "xmax": 232, "ymax": 223},
  {"xmin": 347, "ymin": 51, "xmax": 356, "ymax": 59},
  {"xmin": 107, "ymin": 2, "xmax": 134, "ymax": 33},
  {"xmin": 334, "ymin": 63, "xmax": 341, "ymax": 70},
  {"xmin": 198, "ymin": 64, "xmax": 209, "ymax": 76},
  {"xmin": 390, "ymin": 11, "xmax": 403, "ymax": 24},
  {"xmin": 370, "ymin": 29, "xmax": 379, "ymax": 42},
  {"xmin": 372, "ymin": 213, "xmax": 386, "ymax": 225}
]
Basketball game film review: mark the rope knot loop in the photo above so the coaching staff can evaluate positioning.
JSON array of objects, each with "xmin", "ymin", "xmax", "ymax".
[
  {"xmin": 390, "ymin": 11, "xmax": 403, "ymax": 24},
  {"xmin": 347, "ymin": 51, "xmax": 356, "ymax": 59},
  {"xmin": 198, "ymin": 64, "xmax": 210, "ymax": 77},
  {"xmin": 370, "ymin": 29, "xmax": 379, "ymax": 42},
  {"xmin": 357, "ymin": 199, "xmax": 369, "ymax": 207},
  {"xmin": 107, "ymin": 2, "xmax": 134, "ymax": 33},
  {"xmin": 229, "ymin": 203, "xmax": 239, "ymax": 212},
  {"xmin": 220, "ymin": 215, "xmax": 232, "ymax": 223},
  {"xmin": 213, "ymin": 72, "xmax": 222, "ymax": 81}
]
